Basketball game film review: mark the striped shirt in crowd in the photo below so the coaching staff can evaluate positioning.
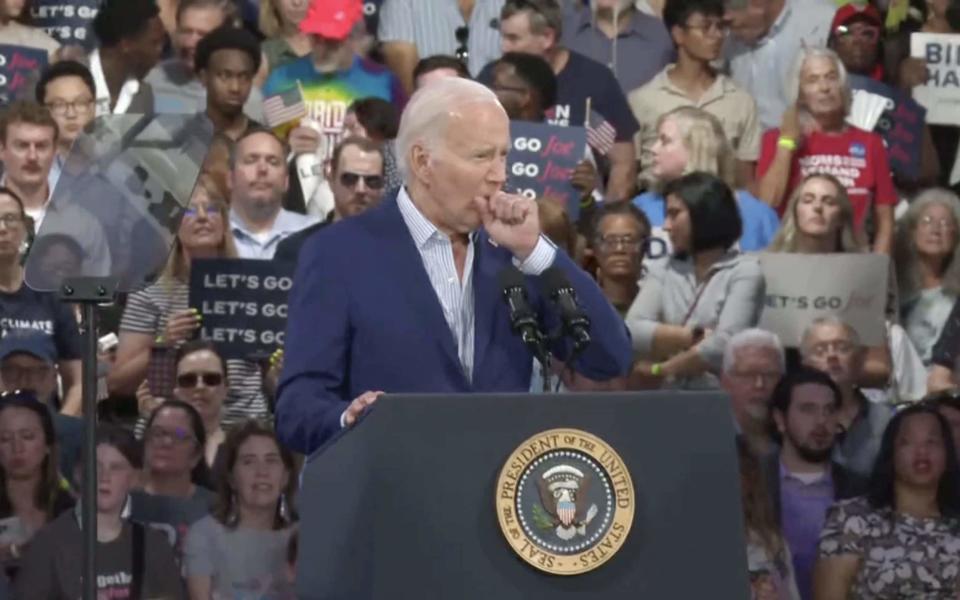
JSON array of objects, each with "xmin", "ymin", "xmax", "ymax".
[
  {"xmin": 120, "ymin": 278, "xmax": 269, "ymax": 429},
  {"xmin": 377, "ymin": 0, "xmax": 505, "ymax": 77}
]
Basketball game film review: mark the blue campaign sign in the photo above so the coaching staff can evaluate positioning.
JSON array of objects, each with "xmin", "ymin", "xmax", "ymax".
[
  {"xmin": 508, "ymin": 121, "xmax": 588, "ymax": 220},
  {"xmin": 189, "ymin": 259, "xmax": 294, "ymax": 360},
  {"xmin": 0, "ymin": 45, "xmax": 48, "ymax": 106},
  {"xmin": 849, "ymin": 74, "xmax": 926, "ymax": 181}
]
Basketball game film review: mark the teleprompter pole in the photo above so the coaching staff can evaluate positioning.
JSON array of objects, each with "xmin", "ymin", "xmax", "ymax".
[{"xmin": 59, "ymin": 277, "xmax": 119, "ymax": 600}]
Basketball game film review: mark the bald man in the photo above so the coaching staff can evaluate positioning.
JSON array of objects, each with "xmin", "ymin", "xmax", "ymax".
[{"xmin": 276, "ymin": 78, "xmax": 632, "ymax": 453}]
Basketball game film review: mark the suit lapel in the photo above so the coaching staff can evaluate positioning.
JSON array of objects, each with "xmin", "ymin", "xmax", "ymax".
[
  {"xmin": 472, "ymin": 230, "xmax": 502, "ymax": 381},
  {"xmin": 376, "ymin": 197, "xmax": 465, "ymax": 382}
]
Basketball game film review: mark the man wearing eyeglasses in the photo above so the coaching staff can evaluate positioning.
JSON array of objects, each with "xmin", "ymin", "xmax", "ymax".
[
  {"xmin": 629, "ymin": 0, "xmax": 760, "ymax": 190},
  {"xmin": 34, "ymin": 61, "xmax": 97, "ymax": 191},
  {"xmin": 274, "ymin": 136, "xmax": 386, "ymax": 263},
  {"xmin": 799, "ymin": 316, "xmax": 894, "ymax": 478}
]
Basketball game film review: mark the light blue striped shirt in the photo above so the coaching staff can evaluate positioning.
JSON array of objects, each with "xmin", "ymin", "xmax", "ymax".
[
  {"xmin": 396, "ymin": 187, "xmax": 556, "ymax": 382},
  {"xmin": 377, "ymin": 0, "xmax": 505, "ymax": 77},
  {"xmin": 229, "ymin": 207, "xmax": 317, "ymax": 260}
]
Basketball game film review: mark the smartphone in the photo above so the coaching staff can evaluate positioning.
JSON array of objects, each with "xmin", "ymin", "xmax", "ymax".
[
  {"xmin": 98, "ymin": 333, "xmax": 119, "ymax": 354},
  {"xmin": 147, "ymin": 344, "xmax": 178, "ymax": 400}
]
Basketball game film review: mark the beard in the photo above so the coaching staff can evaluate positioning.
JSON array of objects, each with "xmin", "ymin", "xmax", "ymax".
[{"xmin": 792, "ymin": 440, "xmax": 834, "ymax": 464}]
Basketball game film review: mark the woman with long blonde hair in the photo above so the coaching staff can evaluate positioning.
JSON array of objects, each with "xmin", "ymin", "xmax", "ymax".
[
  {"xmin": 108, "ymin": 174, "xmax": 270, "ymax": 430},
  {"xmin": 768, "ymin": 173, "xmax": 926, "ymax": 400},
  {"xmin": 632, "ymin": 106, "xmax": 779, "ymax": 252},
  {"xmin": 767, "ymin": 172, "xmax": 863, "ymax": 254}
]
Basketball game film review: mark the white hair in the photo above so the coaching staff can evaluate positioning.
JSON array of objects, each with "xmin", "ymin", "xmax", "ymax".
[
  {"xmin": 722, "ymin": 328, "xmax": 786, "ymax": 374},
  {"xmin": 799, "ymin": 315, "xmax": 862, "ymax": 356},
  {"xmin": 395, "ymin": 77, "xmax": 504, "ymax": 181},
  {"xmin": 784, "ymin": 46, "xmax": 852, "ymax": 116}
]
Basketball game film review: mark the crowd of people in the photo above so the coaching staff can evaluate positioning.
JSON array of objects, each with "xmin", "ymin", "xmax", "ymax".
[{"xmin": 0, "ymin": 0, "xmax": 956, "ymax": 597}]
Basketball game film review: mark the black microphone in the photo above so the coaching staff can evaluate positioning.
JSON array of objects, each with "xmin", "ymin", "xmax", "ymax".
[
  {"xmin": 540, "ymin": 267, "xmax": 591, "ymax": 352},
  {"xmin": 498, "ymin": 266, "xmax": 546, "ymax": 354}
]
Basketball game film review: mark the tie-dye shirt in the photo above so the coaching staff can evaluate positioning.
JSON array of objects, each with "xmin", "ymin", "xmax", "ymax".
[{"xmin": 262, "ymin": 54, "xmax": 406, "ymax": 161}]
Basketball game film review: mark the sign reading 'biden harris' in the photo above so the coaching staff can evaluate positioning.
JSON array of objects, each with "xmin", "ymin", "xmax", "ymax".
[{"xmin": 495, "ymin": 429, "xmax": 634, "ymax": 575}]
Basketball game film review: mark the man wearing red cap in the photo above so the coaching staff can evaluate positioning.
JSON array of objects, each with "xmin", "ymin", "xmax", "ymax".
[
  {"xmin": 262, "ymin": 0, "xmax": 405, "ymax": 181},
  {"xmin": 828, "ymin": 3, "xmax": 885, "ymax": 81}
]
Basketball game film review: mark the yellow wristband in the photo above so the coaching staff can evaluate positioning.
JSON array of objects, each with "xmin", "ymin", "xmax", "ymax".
[
  {"xmin": 651, "ymin": 363, "xmax": 662, "ymax": 377},
  {"xmin": 777, "ymin": 136, "xmax": 797, "ymax": 151}
]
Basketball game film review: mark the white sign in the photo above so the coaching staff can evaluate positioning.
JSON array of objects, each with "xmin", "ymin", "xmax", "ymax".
[
  {"xmin": 758, "ymin": 253, "xmax": 889, "ymax": 347},
  {"xmin": 911, "ymin": 32, "xmax": 960, "ymax": 125}
]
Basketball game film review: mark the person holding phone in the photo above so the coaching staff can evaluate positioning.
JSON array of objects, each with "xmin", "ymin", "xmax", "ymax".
[
  {"xmin": 756, "ymin": 46, "xmax": 896, "ymax": 255},
  {"xmin": 109, "ymin": 175, "xmax": 269, "ymax": 430}
]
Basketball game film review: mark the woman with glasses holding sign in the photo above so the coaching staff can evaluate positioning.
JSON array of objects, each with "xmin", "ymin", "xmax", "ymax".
[
  {"xmin": 108, "ymin": 175, "xmax": 269, "ymax": 430},
  {"xmin": 631, "ymin": 106, "xmax": 780, "ymax": 254}
]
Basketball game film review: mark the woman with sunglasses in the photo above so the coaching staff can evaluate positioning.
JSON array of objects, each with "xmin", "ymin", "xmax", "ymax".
[
  {"xmin": 814, "ymin": 404, "xmax": 960, "ymax": 599},
  {"xmin": 109, "ymin": 176, "xmax": 269, "ymax": 430},
  {"xmin": 185, "ymin": 420, "xmax": 297, "ymax": 600},
  {"xmin": 14, "ymin": 425, "xmax": 184, "ymax": 599},
  {"xmin": 0, "ymin": 392, "xmax": 74, "ymax": 575},
  {"xmin": 130, "ymin": 400, "xmax": 214, "ymax": 565},
  {"xmin": 631, "ymin": 106, "xmax": 779, "ymax": 254},
  {"xmin": 173, "ymin": 341, "xmax": 229, "ymax": 482}
]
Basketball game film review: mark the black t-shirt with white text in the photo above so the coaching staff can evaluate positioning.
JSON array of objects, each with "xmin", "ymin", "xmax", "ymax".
[
  {"xmin": 13, "ymin": 510, "xmax": 184, "ymax": 599},
  {"xmin": 0, "ymin": 283, "xmax": 82, "ymax": 361}
]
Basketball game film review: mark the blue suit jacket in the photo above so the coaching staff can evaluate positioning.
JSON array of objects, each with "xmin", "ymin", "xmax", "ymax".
[{"xmin": 275, "ymin": 196, "xmax": 633, "ymax": 453}]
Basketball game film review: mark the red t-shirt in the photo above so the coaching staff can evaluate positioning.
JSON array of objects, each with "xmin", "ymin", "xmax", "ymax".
[{"xmin": 757, "ymin": 126, "xmax": 897, "ymax": 226}]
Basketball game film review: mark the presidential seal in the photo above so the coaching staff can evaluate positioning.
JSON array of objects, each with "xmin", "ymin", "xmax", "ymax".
[{"xmin": 495, "ymin": 428, "xmax": 634, "ymax": 576}]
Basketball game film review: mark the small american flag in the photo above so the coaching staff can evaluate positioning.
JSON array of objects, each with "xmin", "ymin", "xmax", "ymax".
[
  {"xmin": 263, "ymin": 87, "xmax": 307, "ymax": 128},
  {"xmin": 586, "ymin": 109, "xmax": 616, "ymax": 155}
]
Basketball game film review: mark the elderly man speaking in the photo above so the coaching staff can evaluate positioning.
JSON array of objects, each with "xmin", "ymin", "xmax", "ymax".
[{"xmin": 276, "ymin": 78, "xmax": 633, "ymax": 453}]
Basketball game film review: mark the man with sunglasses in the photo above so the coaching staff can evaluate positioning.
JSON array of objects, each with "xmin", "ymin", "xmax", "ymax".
[{"xmin": 274, "ymin": 136, "xmax": 386, "ymax": 263}]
